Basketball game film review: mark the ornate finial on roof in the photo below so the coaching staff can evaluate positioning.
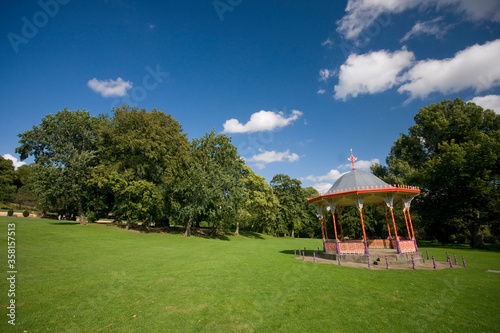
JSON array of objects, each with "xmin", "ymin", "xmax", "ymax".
[{"xmin": 348, "ymin": 149, "xmax": 357, "ymax": 171}]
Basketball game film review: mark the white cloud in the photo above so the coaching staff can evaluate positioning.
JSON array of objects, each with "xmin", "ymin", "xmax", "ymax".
[
  {"xmin": 337, "ymin": 0, "xmax": 500, "ymax": 41},
  {"xmin": 319, "ymin": 69, "xmax": 335, "ymax": 82},
  {"xmin": 469, "ymin": 95, "xmax": 500, "ymax": 114},
  {"xmin": 2, "ymin": 154, "xmax": 26, "ymax": 170},
  {"xmin": 317, "ymin": 89, "xmax": 326, "ymax": 95},
  {"xmin": 400, "ymin": 17, "xmax": 452, "ymax": 43},
  {"xmin": 334, "ymin": 48, "xmax": 414, "ymax": 100},
  {"xmin": 398, "ymin": 39, "xmax": 500, "ymax": 100},
  {"xmin": 312, "ymin": 182, "xmax": 334, "ymax": 194},
  {"xmin": 87, "ymin": 77, "xmax": 133, "ymax": 98},
  {"xmin": 223, "ymin": 110, "xmax": 303, "ymax": 133},
  {"xmin": 337, "ymin": 0, "xmax": 421, "ymax": 41},
  {"xmin": 454, "ymin": 0, "xmax": 500, "ymax": 22},
  {"xmin": 248, "ymin": 149, "xmax": 299, "ymax": 169}
]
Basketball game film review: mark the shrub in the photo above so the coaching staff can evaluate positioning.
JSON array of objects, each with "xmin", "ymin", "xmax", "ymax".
[
  {"xmin": 7, "ymin": 210, "xmax": 14, "ymax": 216},
  {"xmin": 23, "ymin": 210, "xmax": 29, "ymax": 217}
]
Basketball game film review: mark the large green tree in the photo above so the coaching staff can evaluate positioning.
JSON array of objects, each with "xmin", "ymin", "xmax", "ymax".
[
  {"xmin": 270, "ymin": 174, "xmax": 305, "ymax": 237},
  {"xmin": 91, "ymin": 106, "xmax": 189, "ymax": 228},
  {"xmin": 376, "ymin": 98, "xmax": 500, "ymax": 247},
  {"xmin": 16, "ymin": 108, "xmax": 101, "ymax": 222},
  {"xmin": 0, "ymin": 156, "xmax": 16, "ymax": 203},
  {"xmin": 235, "ymin": 165, "xmax": 279, "ymax": 235},
  {"xmin": 176, "ymin": 130, "xmax": 244, "ymax": 236}
]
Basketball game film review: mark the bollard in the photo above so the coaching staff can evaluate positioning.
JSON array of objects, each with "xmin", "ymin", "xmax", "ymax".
[
  {"xmin": 385, "ymin": 255, "xmax": 389, "ymax": 270},
  {"xmin": 426, "ymin": 250, "xmax": 429, "ymax": 260},
  {"xmin": 294, "ymin": 249, "xmax": 296, "ymax": 259},
  {"xmin": 432, "ymin": 256, "xmax": 436, "ymax": 269},
  {"xmin": 367, "ymin": 255, "xmax": 371, "ymax": 269},
  {"xmin": 313, "ymin": 252, "xmax": 316, "ymax": 263},
  {"xmin": 412, "ymin": 255, "xmax": 416, "ymax": 269},
  {"xmin": 449, "ymin": 257, "xmax": 453, "ymax": 268},
  {"xmin": 338, "ymin": 255, "xmax": 341, "ymax": 266},
  {"xmin": 462, "ymin": 255, "xmax": 466, "ymax": 268},
  {"xmin": 453, "ymin": 253, "xmax": 458, "ymax": 265}
]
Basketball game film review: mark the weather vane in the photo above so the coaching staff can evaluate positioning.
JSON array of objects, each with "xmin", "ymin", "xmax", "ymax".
[{"xmin": 348, "ymin": 148, "xmax": 357, "ymax": 171}]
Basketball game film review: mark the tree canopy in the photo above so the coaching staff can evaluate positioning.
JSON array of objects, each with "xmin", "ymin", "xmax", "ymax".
[
  {"xmin": 15, "ymin": 108, "xmax": 101, "ymax": 222},
  {"xmin": 373, "ymin": 98, "xmax": 500, "ymax": 247}
]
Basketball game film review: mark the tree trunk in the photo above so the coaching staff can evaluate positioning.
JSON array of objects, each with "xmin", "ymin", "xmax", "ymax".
[
  {"xmin": 78, "ymin": 200, "xmax": 86, "ymax": 225},
  {"xmin": 184, "ymin": 216, "xmax": 193, "ymax": 237},
  {"xmin": 126, "ymin": 217, "xmax": 131, "ymax": 230},
  {"xmin": 234, "ymin": 221, "xmax": 240, "ymax": 235},
  {"xmin": 471, "ymin": 223, "xmax": 484, "ymax": 248},
  {"xmin": 291, "ymin": 228, "xmax": 295, "ymax": 238}
]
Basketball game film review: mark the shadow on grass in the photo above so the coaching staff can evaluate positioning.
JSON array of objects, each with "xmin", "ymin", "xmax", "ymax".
[
  {"xmin": 112, "ymin": 224, "xmax": 230, "ymax": 240},
  {"xmin": 237, "ymin": 231, "xmax": 265, "ymax": 240},
  {"xmin": 49, "ymin": 221, "xmax": 80, "ymax": 226},
  {"xmin": 280, "ymin": 248, "xmax": 321, "ymax": 257},
  {"xmin": 417, "ymin": 240, "xmax": 500, "ymax": 252}
]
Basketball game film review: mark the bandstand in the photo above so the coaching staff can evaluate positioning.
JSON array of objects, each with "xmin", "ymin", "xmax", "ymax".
[{"xmin": 307, "ymin": 150, "xmax": 421, "ymax": 264}]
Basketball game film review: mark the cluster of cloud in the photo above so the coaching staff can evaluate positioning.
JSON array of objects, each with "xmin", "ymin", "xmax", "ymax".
[
  {"xmin": 337, "ymin": 0, "xmax": 500, "ymax": 42},
  {"xmin": 325, "ymin": 0, "xmax": 500, "ymax": 103},
  {"xmin": 248, "ymin": 149, "xmax": 299, "ymax": 169},
  {"xmin": 334, "ymin": 48, "xmax": 414, "ymax": 100},
  {"xmin": 87, "ymin": 77, "xmax": 132, "ymax": 98},
  {"xmin": 222, "ymin": 109, "xmax": 304, "ymax": 169},
  {"xmin": 2, "ymin": 154, "xmax": 26, "ymax": 170},
  {"xmin": 303, "ymin": 158, "xmax": 379, "ymax": 194},
  {"xmin": 333, "ymin": 39, "xmax": 500, "ymax": 103},
  {"xmin": 223, "ymin": 109, "xmax": 303, "ymax": 133}
]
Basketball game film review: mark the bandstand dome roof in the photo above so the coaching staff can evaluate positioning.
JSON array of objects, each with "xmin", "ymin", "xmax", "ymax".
[
  {"xmin": 307, "ymin": 152, "xmax": 420, "ymax": 208},
  {"xmin": 328, "ymin": 170, "xmax": 390, "ymax": 193}
]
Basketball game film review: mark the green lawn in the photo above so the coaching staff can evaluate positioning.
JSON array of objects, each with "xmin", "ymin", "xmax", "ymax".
[{"xmin": 1, "ymin": 218, "xmax": 499, "ymax": 332}]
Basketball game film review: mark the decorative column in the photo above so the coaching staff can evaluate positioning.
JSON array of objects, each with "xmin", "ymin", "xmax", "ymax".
[
  {"xmin": 401, "ymin": 197, "xmax": 416, "ymax": 239},
  {"xmin": 338, "ymin": 206, "xmax": 344, "ymax": 241},
  {"xmin": 389, "ymin": 207, "xmax": 401, "ymax": 254},
  {"xmin": 407, "ymin": 208, "xmax": 416, "ymax": 240},
  {"xmin": 318, "ymin": 207, "xmax": 325, "ymax": 242},
  {"xmin": 402, "ymin": 196, "xmax": 419, "ymax": 252},
  {"xmin": 357, "ymin": 195, "xmax": 369, "ymax": 254},
  {"xmin": 384, "ymin": 193, "xmax": 401, "ymax": 254},
  {"xmin": 323, "ymin": 213, "xmax": 329, "ymax": 240},
  {"xmin": 328, "ymin": 199, "xmax": 339, "ymax": 241},
  {"xmin": 328, "ymin": 199, "xmax": 340, "ymax": 255},
  {"xmin": 403, "ymin": 208, "xmax": 411, "ymax": 239},
  {"xmin": 383, "ymin": 204, "xmax": 392, "ymax": 238}
]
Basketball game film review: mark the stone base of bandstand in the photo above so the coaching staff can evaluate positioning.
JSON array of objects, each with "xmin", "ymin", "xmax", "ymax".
[{"xmin": 321, "ymin": 249, "xmax": 424, "ymax": 265}]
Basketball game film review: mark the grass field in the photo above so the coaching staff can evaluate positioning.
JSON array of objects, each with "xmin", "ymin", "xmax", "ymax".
[{"xmin": 1, "ymin": 217, "xmax": 499, "ymax": 332}]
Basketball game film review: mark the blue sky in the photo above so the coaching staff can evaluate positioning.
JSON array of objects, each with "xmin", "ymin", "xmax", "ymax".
[{"xmin": 1, "ymin": 0, "xmax": 499, "ymax": 193}]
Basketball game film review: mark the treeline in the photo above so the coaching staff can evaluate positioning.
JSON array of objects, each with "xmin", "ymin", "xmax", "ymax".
[
  {"xmin": 4, "ymin": 105, "xmax": 320, "ymax": 237},
  {"xmin": 2, "ymin": 99, "xmax": 499, "ymax": 245}
]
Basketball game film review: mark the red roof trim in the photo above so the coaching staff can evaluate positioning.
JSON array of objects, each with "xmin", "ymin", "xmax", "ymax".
[{"xmin": 307, "ymin": 187, "xmax": 420, "ymax": 203}]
